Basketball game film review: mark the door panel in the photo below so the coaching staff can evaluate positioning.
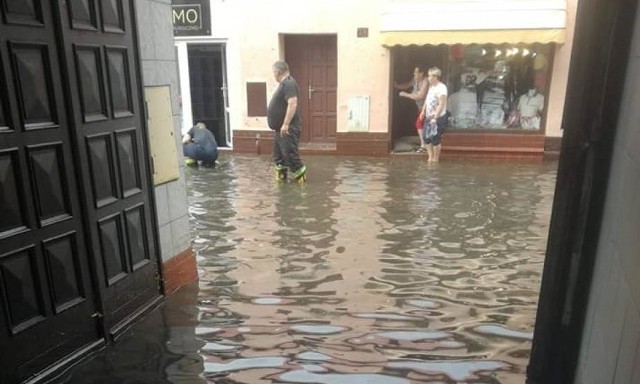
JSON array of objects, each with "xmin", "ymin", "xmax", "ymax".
[
  {"xmin": 55, "ymin": 0, "xmax": 160, "ymax": 336},
  {"xmin": 0, "ymin": 1, "xmax": 100, "ymax": 382},
  {"xmin": 309, "ymin": 37, "xmax": 337, "ymax": 142},
  {"xmin": 286, "ymin": 35, "xmax": 337, "ymax": 144},
  {"xmin": 284, "ymin": 36, "xmax": 310, "ymax": 142}
]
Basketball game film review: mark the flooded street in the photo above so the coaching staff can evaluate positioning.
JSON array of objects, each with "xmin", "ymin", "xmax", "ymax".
[
  {"xmin": 187, "ymin": 155, "xmax": 557, "ymax": 383},
  {"xmin": 61, "ymin": 154, "xmax": 556, "ymax": 383}
]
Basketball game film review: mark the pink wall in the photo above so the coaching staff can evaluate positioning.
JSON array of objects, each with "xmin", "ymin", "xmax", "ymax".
[{"xmin": 546, "ymin": 0, "xmax": 578, "ymax": 137}]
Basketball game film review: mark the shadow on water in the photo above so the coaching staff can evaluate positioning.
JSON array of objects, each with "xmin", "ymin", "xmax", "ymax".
[{"xmin": 63, "ymin": 155, "xmax": 557, "ymax": 384}]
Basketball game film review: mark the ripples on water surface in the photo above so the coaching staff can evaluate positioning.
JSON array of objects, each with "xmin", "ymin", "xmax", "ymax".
[{"xmin": 187, "ymin": 155, "xmax": 557, "ymax": 384}]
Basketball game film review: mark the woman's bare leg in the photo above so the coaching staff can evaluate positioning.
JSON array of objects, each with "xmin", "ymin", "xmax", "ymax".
[
  {"xmin": 426, "ymin": 144, "xmax": 434, "ymax": 162},
  {"xmin": 433, "ymin": 144, "xmax": 441, "ymax": 162}
]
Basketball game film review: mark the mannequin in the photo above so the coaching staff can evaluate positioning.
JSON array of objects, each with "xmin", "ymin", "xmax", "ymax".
[{"xmin": 518, "ymin": 88, "xmax": 544, "ymax": 129}]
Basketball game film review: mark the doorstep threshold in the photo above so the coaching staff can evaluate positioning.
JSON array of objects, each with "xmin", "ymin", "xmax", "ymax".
[{"xmin": 300, "ymin": 143, "xmax": 337, "ymax": 151}]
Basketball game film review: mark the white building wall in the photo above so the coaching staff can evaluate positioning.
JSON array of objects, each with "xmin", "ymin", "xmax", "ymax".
[
  {"xmin": 574, "ymin": 4, "xmax": 640, "ymax": 383},
  {"xmin": 136, "ymin": 0, "xmax": 191, "ymax": 263}
]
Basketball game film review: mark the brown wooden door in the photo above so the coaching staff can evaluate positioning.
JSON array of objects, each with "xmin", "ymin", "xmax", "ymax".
[
  {"xmin": 54, "ymin": 0, "xmax": 161, "ymax": 337},
  {"xmin": 285, "ymin": 35, "xmax": 337, "ymax": 144},
  {"xmin": 0, "ymin": 2, "xmax": 101, "ymax": 382}
]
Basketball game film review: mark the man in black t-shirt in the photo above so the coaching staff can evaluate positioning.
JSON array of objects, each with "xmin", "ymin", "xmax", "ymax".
[{"xmin": 267, "ymin": 60, "xmax": 306, "ymax": 182}]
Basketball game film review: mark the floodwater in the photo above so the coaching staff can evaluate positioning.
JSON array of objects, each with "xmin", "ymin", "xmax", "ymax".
[
  {"xmin": 187, "ymin": 154, "xmax": 557, "ymax": 384},
  {"xmin": 64, "ymin": 155, "xmax": 557, "ymax": 384}
]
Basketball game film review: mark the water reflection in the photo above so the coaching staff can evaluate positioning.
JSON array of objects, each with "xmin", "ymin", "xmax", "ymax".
[{"xmin": 185, "ymin": 155, "xmax": 556, "ymax": 383}]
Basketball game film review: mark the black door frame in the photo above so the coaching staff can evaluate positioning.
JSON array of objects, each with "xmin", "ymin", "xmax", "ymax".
[
  {"xmin": 187, "ymin": 43, "xmax": 229, "ymax": 147},
  {"xmin": 53, "ymin": 0, "xmax": 163, "ymax": 340},
  {"xmin": 115, "ymin": 0, "xmax": 165, "ymax": 327},
  {"xmin": 527, "ymin": 0, "xmax": 638, "ymax": 382}
]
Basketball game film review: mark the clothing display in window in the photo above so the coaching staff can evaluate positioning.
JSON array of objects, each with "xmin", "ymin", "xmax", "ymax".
[
  {"xmin": 518, "ymin": 89, "xmax": 544, "ymax": 129},
  {"xmin": 445, "ymin": 43, "xmax": 550, "ymax": 131},
  {"xmin": 477, "ymin": 78, "xmax": 506, "ymax": 129},
  {"xmin": 448, "ymin": 72, "xmax": 477, "ymax": 128},
  {"xmin": 448, "ymin": 88, "xmax": 477, "ymax": 128}
]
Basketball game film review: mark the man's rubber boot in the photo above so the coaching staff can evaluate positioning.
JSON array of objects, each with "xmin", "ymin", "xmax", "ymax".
[
  {"xmin": 274, "ymin": 164, "xmax": 288, "ymax": 181},
  {"xmin": 185, "ymin": 157, "xmax": 197, "ymax": 167},
  {"xmin": 292, "ymin": 165, "xmax": 307, "ymax": 184}
]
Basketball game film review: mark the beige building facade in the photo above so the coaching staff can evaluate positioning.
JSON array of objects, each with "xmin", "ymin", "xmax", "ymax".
[{"xmin": 175, "ymin": 0, "xmax": 576, "ymax": 158}]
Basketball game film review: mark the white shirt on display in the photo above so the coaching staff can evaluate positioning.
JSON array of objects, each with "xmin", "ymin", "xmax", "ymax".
[{"xmin": 518, "ymin": 91, "xmax": 544, "ymax": 118}]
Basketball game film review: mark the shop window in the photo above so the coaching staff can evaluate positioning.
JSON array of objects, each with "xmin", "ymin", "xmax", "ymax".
[{"xmin": 446, "ymin": 43, "xmax": 553, "ymax": 131}]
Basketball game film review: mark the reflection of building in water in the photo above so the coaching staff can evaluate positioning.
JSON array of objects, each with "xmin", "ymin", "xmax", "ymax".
[
  {"xmin": 323, "ymin": 161, "xmax": 389, "ymax": 312},
  {"xmin": 375, "ymin": 161, "xmax": 442, "ymax": 298}
]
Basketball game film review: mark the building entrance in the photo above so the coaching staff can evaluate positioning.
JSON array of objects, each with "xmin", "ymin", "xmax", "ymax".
[{"xmin": 187, "ymin": 44, "xmax": 229, "ymax": 147}]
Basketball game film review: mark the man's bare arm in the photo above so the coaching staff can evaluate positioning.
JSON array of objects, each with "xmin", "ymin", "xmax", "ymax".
[
  {"xmin": 281, "ymin": 96, "xmax": 298, "ymax": 135},
  {"xmin": 394, "ymin": 79, "xmax": 412, "ymax": 90},
  {"xmin": 401, "ymin": 79, "xmax": 427, "ymax": 101}
]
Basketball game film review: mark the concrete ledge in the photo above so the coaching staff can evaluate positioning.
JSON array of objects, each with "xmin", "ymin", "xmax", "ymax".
[
  {"xmin": 443, "ymin": 146, "xmax": 544, "ymax": 153},
  {"xmin": 441, "ymin": 131, "xmax": 546, "ymax": 160},
  {"xmin": 232, "ymin": 130, "xmax": 391, "ymax": 157},
  {"xmin": 544, "ymin": 136, "xmax": 563, "ymax": 159},
  {"xmin": 162, "ymin": 248, "xmax": 197, "ymax": 295},
  {"xmin": 232, "ymin": 129, "xmax": 552, "ymax": 159}
]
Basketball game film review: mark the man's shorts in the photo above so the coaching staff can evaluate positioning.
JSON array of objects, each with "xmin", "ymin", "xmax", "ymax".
[{"xmin": 415, "ymin": 112, "xmax": 424, "ymax": 131}]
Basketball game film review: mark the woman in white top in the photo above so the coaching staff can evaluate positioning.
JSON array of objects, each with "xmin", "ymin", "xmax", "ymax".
[{"xmin": 420, "ymin": 67, "xmax": 448, "ymax": 163}]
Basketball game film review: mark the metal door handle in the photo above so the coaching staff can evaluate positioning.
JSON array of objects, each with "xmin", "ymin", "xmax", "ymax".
[{"xmin": 308, "ymin": 85, "xmax": 315, "ymax": 100}]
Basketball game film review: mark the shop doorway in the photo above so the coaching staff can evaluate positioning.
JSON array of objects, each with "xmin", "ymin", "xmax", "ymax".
[
  {"xmin": 187, "ymin": 44, "xmax": 229, "ymax": 147},
  {"xmin": 390, "ymin": 46, "xmax": 447, "ymax": 152},
  {"xmin": 285, "ymin": 35, "xmax": 337, "ymax": 146}
]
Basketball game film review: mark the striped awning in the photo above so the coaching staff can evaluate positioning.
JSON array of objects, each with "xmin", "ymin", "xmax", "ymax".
[{"xmin": 381, "ymin": 0, "xmax": 567, "ymax": 46}]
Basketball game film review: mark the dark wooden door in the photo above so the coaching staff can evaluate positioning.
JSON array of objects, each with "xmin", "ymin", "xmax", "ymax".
[
  {"xmin": 285, "ymin": 35, "xmax": 337, "ymax": 144},
  {"xmin": 0, "ymin": 1, "xmax": 161, "ymax": 379},
  {"xmin": 0, "ymin": 2, "xmax": 101, "ymax": 382},
  {"xmin": 54, "ymin": 0, "xmax": 161, "ymax": 337}
]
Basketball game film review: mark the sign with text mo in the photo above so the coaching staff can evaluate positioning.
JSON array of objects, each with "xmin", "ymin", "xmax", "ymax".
[{"xmin": 172, "ymin": 0, "xmax": 211, "ymax": 36}]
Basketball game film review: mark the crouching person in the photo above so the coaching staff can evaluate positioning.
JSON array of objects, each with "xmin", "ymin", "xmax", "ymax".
[{"xmin": 182, "ymin": 122, "xmax": 218, "ymax": 167}]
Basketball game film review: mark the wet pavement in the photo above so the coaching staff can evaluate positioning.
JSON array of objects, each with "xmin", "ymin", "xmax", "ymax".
[{"xmin": 62, "ymin": 155, "xmax": 557, "ymax": 383}]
